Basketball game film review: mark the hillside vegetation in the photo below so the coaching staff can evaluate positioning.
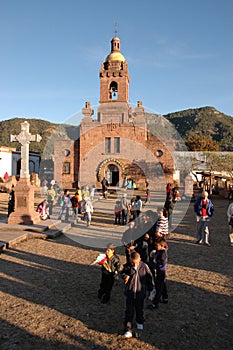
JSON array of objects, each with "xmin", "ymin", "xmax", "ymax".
[
  {"xmin": 0, "ymin": 118, "xmax": 80, "ymax": 157},
  {"xmin": 0, "ymin": 106, "xmax": 232, "ymax": 154},
  {"xmin": 164, "ymin": 106, "xmax": 233, "ymax": 151}
]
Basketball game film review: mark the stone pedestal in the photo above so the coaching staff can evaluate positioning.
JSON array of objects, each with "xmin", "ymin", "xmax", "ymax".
[
  {"xmin": 8, "ymin": 178, "xmax": 41, "ymax": 225},
  {"xmin": 184, "ymin": 174, "xmax": 193, "ymax": 197}
]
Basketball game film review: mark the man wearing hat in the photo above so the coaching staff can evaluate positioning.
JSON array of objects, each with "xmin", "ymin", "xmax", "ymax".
[
  {"xmin": 194, "ymin": 191, "xmax": 214, "ymax": 246},
  {"xmin": 97, "ymin": 243, "xmax": 121, "ymax": 304}
]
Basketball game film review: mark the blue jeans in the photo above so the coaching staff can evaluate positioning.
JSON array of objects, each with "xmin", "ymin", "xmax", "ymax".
[
  {"xmin": 59, "ymin": 205, "xmax": 69, "ymax": 221},
  {"xmin": 196, "ymin": 216, "xmax": 210, "ymax": 244},
  {"xmin": 72, "ymin": 207, "xmax": 79, "ymax": 221}
]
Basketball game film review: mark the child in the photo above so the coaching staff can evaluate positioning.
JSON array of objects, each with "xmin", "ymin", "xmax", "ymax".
[
  {"xmin": 71, "ymin": 191, "xmax": 79, "ymax": 223},
  {"xmin": 121, "ymin": 251, "xmax": 154, "ymax": 338},
  {"xmin": 97, "ymin": 243, "xmax": 121, "ymax": 304},
  {"xmin": 154, "ymin": 207, "xmax": 169, "ymax": 240},
  {"xmin": 82, "ymin": 197, "xmax": 93, "ymax": 227},
  {"xmin": 149, "ymin": 237, "xmax": 168, "ymax": 309},
  {"xmin": 90, "ymin": 185, "xmax": 96, "ymax": 201},
  {"xmin": 36, "ymin": 200, "xmax": 50, "ymax": 220},
  {"xmin": 145, "ymin": 188, "xmax": 151, "ymax": 203},
  {"xmin": 164, "ymin": 195, "xmax": 174, "ymax": 231},
  {"xmin": 114, "ymin": 200, "xmax": 122, "ymax": 224}
]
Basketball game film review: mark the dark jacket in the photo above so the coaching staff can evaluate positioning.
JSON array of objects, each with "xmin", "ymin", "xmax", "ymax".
[
  {"xmin": 101, "ymin": 254, "xmax": 121, "ymax": 276},
  {"xmin": 194, "ymin": 197, "xmax": 214, "ymax": 217},
  {"xmin": 151, "ymin": 249, "xmax": 167, "ymax": 272},
  {"xmin": 122, "ymin": 261, "xmax": 154, "ymax": 299},
  {"xmin": 133, "ymin": 236, "xmax": 149, "ymax": 263}
]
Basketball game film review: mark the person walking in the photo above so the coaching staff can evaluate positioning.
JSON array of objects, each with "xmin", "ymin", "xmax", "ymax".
[
  {"xmin": 114, "ymin": 200, "xmax": 122, "ymax": 225},
  {"xmin": 164, "ymin": 195, "xmax": 174, "ymax": 231},
  {"xmin": 82, "ymin": 196, "xmax": 93, "ymax": 227},
  {"xmin": 148, "ymin": 237, "xmax": 168, "ymax": 309},
  {"xmin": 121, "ymin": 251, "xmax": 154, "ymax": 338},
  {"xmin": 145, "ymin": 188, "xmax": 151, "ymax": 204},
  {"xmin": 97, "ymin": 243, "xmax": 121, "ymax": 304},
  {"xmin": 46, "ymin": 185, "xmax": 56, "ymax": 216},
  {"xmin": 101, "ymin": 177, "xmax": 109, "ymax": 199},
  {"xmin": 121, "ymin": 193, "xmax": 130, "ymax": 225},
  {"xmin": 71, "ymin": 191, "xmax": 79, "ymax": 223},
  {"xmin": 135, "ymin": 195, "xmax": 143, "ymax": 218},
  {"xmin": 58, "ymin": 189, "xmax": 71, "ymax": 222},
  {"xmin": 194, "ymin": 191, "xmax": 214, "ymax": 246}
]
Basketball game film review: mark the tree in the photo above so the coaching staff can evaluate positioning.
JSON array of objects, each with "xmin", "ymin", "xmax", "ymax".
[
  {"xmin": 203, "ymin": 152, "xmax": 233, "ymax": 193},
  {"xmin": 185, "ymin": 131, "xmax": 220, "ymax": 151}
]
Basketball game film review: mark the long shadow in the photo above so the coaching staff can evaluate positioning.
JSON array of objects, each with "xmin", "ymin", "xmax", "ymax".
[
  {"xmin": 0, "ymin": 237, "xmax": 233, "ymax": 350},
  {"xmin": 0, "ymin": 197, "xmax": 232, "ymax": 349},
  {"xmin": 0, "ymin": 317, "xmax": 107, "ymax": 350}
]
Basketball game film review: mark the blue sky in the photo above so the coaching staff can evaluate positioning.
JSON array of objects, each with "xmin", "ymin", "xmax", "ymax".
[{"xmin": 0, "ymin": 0, "xmax": 232, "ymax": 124}]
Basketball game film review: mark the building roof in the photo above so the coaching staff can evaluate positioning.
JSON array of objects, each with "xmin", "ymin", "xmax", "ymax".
[{"xmin": 105, "ymin": 51, "xmax": 126, "ymax": 62}]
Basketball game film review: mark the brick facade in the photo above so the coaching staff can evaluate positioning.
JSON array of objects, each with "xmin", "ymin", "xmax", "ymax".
[{"xmin": 54, "ymin": 36, "xmax": 177, "ymax": 191}]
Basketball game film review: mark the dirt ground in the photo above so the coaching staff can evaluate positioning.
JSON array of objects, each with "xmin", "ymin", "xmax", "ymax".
[{"xmin": 0, "ymin": 194, "xmax": 232, "ymax": 350}]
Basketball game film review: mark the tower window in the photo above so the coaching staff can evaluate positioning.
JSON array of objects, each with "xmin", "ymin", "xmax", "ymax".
[
  {"xmin": 109, "ymin": 81, "xmax": 118, "ymax": 100},
  {"xmin": 114, "ymin": 137, "xmax": 120, "ymax": 153},
  {"xmin": 105, "ymin": 137, "xmax": 111, "ymax": 153}
]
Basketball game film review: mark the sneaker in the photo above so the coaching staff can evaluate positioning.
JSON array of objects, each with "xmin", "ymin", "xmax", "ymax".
[
  {"xmin": 162, "ymin": 298, "xmax": 168, "ymax": 304},
  {"xmin": 124, "ymin": 330, "xmax": 133, "ymax": 338},
  {"xmin": 195, "ymin": 240, "xmax": 203, "ymax": 244},
  {"xmin": 204, "ymin": 242, "xmax": 211, "ymax": 247}
]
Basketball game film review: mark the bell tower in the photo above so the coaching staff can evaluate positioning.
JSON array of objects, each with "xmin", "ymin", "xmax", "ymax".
[{"xmin": 98, "ymin": 36, "xmax": 130, "ymax": 124}]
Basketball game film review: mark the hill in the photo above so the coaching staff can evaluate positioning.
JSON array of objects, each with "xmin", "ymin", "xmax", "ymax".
[
  {"xmin": 164, "ymin": 106, "xmax": 233, "ymax": 151},
  {"xmin": 0, "ymin": 106, "xmax": 232, "ymax": 155},
  {"xmin": 0, "ymin": 118, "xmax": 80, "ymax": 157}
]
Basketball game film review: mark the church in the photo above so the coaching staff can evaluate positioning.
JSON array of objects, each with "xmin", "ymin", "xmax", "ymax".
[{"xmin": 54, "ymin": 36, "xmax": 182, "ymax": 191}]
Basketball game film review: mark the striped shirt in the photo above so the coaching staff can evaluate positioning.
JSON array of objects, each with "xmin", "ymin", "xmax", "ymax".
[{"xmin": 155, "ymin": 216, "xmax": 168, "ymax": 236}]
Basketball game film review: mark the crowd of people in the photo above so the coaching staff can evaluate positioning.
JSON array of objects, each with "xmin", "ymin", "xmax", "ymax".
[
  {"xmin": 36, "ymin": 182, "xmax": 95, "ymax": 226},
  {"xmin": 6, "ymin": 176, "xmax": 233, "ymax": 339},
  {"xmin": 17, "ymin": 177, "xmax": 233, "ymax": 249},
  {"xmin": 92, "ymin": 182, "xmax": 233, "ymax": 339},
  {"xmin": 94, "ymin": 202, "xmax": 169, "ymax": 338},
  {"xmin": 114, "ymin": 193, "xmax": 144, "ymax": 226}
]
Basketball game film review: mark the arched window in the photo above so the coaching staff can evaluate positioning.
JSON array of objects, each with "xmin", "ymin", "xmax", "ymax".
[{"xmin": 109, "ymin": 81, "xmax": 118, "ymax": 100}]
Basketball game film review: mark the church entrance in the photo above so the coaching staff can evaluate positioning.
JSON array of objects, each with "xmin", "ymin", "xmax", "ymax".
[{"xmin": 106, "ymin": 164, "xmax": 119, "ymax": 186}]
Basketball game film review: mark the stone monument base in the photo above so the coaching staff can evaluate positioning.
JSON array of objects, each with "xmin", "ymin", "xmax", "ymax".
[{"xmin": 8, "ymin": 178, "xmax": 41, "ymax": 225}]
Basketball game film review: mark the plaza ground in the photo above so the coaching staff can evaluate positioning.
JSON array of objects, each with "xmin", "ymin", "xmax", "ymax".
[{"xmin": 0, "ymin": 191, "xmax": 232, "ymax": 350}]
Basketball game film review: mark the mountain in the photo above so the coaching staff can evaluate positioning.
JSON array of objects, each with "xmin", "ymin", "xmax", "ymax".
[
  {"xmin": 164, "ymin": 106, "xmax": 233, "ymax": 151},
  {"xmin": 0, "ymin": 106, "xmax": 232, "ymax": 155},
  {"xmin": 0, "ymin": 118, "xmax": 80, "ymax": 157}
]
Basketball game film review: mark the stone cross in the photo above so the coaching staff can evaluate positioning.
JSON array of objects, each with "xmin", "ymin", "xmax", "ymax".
[{"xmin": 10, "ymin": 121, "xmax": 42, "ymax": 179}]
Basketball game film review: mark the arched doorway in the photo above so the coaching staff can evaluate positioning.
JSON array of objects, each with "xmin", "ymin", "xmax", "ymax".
[{"xmin": 106, "ymin": 164, "xmax": 119, "ymax": 186}]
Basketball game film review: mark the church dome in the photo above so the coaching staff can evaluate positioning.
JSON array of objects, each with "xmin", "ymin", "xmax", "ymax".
[
  {"xmin": 105, "ymin": 36, "xmax": 126, "ymax": 62},
  {"xmin": 105, "ymin": 51, "xmax": 126, "ymax": 62}
]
